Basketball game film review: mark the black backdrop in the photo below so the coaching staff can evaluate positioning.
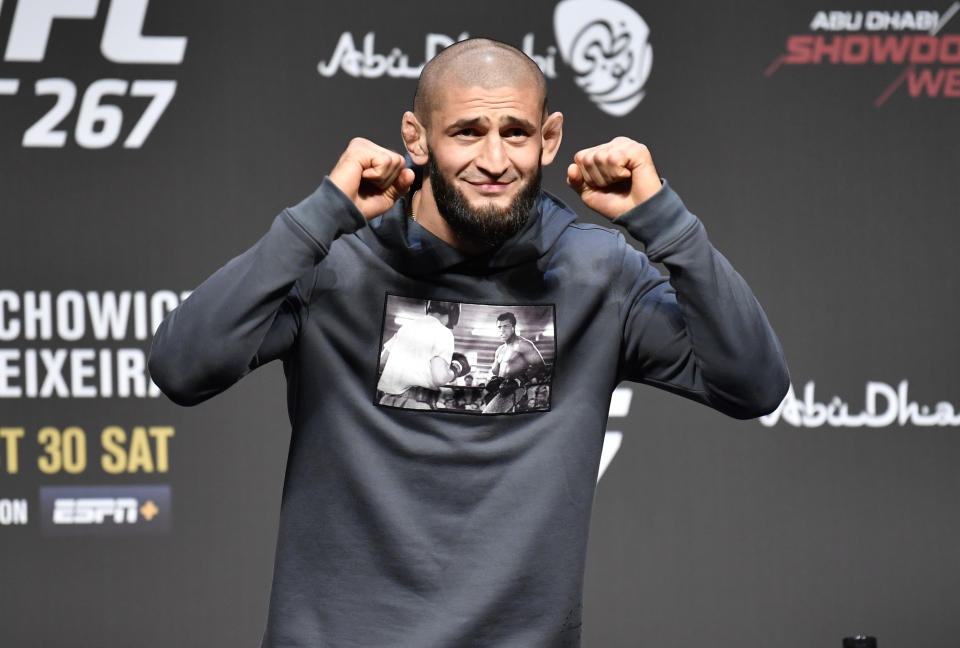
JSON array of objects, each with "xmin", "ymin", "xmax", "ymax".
[{"xmin": 2, "ymin": 1, "xmax": 959, "ymax": 646}]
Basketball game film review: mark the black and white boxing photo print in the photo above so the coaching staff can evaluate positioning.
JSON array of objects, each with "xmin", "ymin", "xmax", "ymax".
[{"xmin": 375, "ymin": 295, "xmax": 556, "ymax": 414}]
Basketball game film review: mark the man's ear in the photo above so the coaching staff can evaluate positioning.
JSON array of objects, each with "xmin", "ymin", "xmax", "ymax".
[
  {"xmin": 539, "ymin": 112, "xmax": 563, "ymax": 167},
  {"xmin": 401, "ymin": 111, "xmax": 429, "ymax": 165}
]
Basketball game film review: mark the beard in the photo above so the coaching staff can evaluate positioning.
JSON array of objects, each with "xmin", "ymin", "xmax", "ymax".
[{"xmin": 427, "ymin": 150, "xmax": 541, "ymax": 248}]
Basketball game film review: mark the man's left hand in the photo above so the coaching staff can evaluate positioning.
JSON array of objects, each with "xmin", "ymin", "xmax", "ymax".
[{"xmin": 566, "ymin": 137, "xmax": 662, "ymax": 220}]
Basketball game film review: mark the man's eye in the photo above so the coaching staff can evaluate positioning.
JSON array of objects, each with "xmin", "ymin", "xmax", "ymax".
[
  {"xmin": 506, "ymin": 128, "xmax": 527, "ymax": 138},
  {"xmin": 457, "ymin": 128, "xmax": 477, "ymax": 137}
]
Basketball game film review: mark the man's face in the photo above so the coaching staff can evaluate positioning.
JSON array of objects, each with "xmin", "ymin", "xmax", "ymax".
[
  {"xmin": 497, "ymin": 319, "xmax": 515, "ymax": 341},
  {"xmin": 426, "ymin": 83, "xmax": 546, "ymax": 246}
]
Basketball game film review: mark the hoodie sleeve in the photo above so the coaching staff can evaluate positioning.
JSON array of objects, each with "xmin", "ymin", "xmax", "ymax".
[
  {"xmin": 148, "ymin": 178, "xmax": 366, "ymax": 406},
  {"xmin": 611, "ymin": 181, "xmax": 789, "ymax": 419}
]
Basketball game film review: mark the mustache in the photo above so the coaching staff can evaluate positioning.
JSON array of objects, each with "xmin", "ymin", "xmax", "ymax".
[{"xmin": 426, "ymin": 150, "xmax": 541, "ymax": 248}]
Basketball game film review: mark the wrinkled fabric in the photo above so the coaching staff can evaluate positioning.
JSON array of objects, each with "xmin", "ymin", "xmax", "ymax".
[{"xmin": 150, "ymin": 175, "xmax": 788, "ymax": 647}]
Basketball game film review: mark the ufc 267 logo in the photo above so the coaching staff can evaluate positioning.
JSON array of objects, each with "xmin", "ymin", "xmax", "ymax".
[{"xmin": 0, "ymin": 0, "xmax": 187, "ymax": 149}]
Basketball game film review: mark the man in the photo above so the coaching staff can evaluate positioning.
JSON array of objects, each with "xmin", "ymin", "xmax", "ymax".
[
  {"xmin": 150, "ymin": 38, "xmax": 788, "ymax": 647},
  {"xmin": 483, "ymin": 311, "xmax": 546, "ymax": 413},
  {"xmin": 377, "ymin": 300, "xmax": 469, "ymax": 409}
]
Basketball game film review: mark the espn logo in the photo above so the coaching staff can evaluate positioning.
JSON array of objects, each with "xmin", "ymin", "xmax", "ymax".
[
  {"xmin": 53, "ymin": 497, "xmax": 139, "ymax": 524},
  {"xmin": 40, "ymin": 485, "xmax": 170, "ymax": 536}
]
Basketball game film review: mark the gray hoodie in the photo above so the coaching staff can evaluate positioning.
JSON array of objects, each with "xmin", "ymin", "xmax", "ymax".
[{"xmin": 149, "ymin": 175, "xmax": 788, "ymax": 647}]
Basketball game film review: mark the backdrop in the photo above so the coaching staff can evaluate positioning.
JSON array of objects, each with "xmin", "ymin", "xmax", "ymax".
[{"xmin": 2, "ymin": 0, "xmax": 959, "ymax": 646}]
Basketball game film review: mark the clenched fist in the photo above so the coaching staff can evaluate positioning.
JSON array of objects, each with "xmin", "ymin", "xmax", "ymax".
[
  {"xmin": 329, "ymin": 138, "xmax": 415, "ymax": 220},
  {"xmin": 566, "ymin": 136, "xmax": 662, "ymax": 220}
]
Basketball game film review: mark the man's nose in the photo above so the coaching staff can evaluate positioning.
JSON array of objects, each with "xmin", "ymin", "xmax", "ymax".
[{"xmin": 476, "ymin": 135, "xmax": 509, "ymax": 177}]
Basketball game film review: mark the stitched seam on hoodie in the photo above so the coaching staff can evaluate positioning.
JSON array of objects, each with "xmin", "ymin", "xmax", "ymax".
[
  {"xmin": 645, "ymin": 218, "xmax": 700, "ymax": 260},
  {"xmin": 282, "ymin": 208, "xmax": 331, "ymax": 256}
]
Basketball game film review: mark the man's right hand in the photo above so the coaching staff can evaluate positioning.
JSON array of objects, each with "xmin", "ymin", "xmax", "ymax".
[{"xmin": 329, "ymin": 138, "xmax": 415, "ymax": 220}]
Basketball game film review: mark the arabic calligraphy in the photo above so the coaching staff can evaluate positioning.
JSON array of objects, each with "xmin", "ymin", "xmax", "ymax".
[
  {"xmin": 759, "ymin": 380, "xmax": 960, "ymax": 428},
  {"xmin": 553, "ymin": 0, "xmax": 653, "ymax": 116}
]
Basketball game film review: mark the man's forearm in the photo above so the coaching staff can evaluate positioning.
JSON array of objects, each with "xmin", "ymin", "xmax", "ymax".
[{"xmin": 615, "ymin": 182, "xmax": 789, "ymax": 419}]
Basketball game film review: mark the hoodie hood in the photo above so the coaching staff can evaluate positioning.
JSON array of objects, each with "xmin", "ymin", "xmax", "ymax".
[{"xmin": 355, "ymin": 164, "xmax": 577, "ymax": 277}]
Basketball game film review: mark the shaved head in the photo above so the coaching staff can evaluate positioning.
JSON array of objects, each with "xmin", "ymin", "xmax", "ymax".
[
  {"xmin": 414, "ymin": 38, "xmax": 548, "ymax": 128},
  {"xmin": 399, "ymin": 37, "xmax": 564, "ymax": 251}
]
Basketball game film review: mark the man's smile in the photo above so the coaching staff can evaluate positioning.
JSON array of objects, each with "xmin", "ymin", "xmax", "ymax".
[{"xmin": 464, "ymin": 180, "xmax": 513, "ymax": 195}]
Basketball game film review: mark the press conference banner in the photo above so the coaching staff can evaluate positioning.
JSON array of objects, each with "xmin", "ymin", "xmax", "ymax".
[{"xmin": 1, "ymin": 1, "xmax": 958, "ymax": 646}]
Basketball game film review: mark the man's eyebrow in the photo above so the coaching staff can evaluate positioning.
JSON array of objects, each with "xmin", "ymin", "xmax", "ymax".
[
  {"xmin": 499, "ymin": 116, "xmax": 537, "ymax": 132},
  {"xmin": 446, "ymin": 116, "xmax": 538, "ymax": 132},
  {"xmin": 447, "ymin": 117, "xmax": 489, "ymax": 131}
]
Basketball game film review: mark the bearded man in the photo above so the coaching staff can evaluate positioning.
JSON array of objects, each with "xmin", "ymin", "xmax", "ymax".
[{"xmin": 150, "ymin": 37, "xmax": 788, "ymax": 648}]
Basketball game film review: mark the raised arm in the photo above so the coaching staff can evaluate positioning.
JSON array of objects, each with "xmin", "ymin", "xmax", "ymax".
[
  {"xmin": 567, "ymin": 137, "xmax": 789, "ymax": 419},
  {"xmin": 149, "ymin": 139, "xmax": 414, "ymax": 406}
]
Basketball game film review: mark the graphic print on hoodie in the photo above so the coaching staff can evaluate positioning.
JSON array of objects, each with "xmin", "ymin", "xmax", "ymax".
[{"xmin": 375, "ymin": 296, "xmax": 556, "ymax": 415}]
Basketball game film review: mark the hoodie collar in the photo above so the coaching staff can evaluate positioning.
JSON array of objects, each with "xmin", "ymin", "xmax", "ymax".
[{"xmin": 355, "ymin": 165, "xmax": 577, "ymax": 277}]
